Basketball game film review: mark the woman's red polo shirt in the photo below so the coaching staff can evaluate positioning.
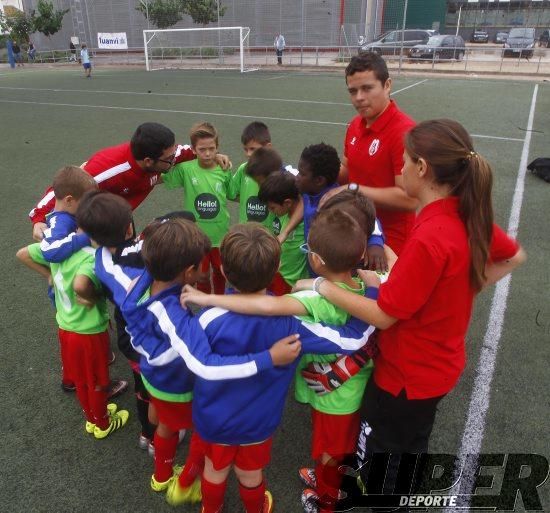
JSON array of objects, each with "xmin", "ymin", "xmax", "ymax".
[{"xmin": 375, "ymin": 197, "xmax": 519, "ymax": 399}]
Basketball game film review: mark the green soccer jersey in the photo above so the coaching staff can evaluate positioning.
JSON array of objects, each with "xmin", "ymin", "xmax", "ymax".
[
  {"xmin": 28, "ymin": 243, "xmax": 109, "ymax": 334},
  {"xmin": 163, "ymin": 160, "xmax": 233, "ymax": 247},
  {"xmin": 230, "ymin": 162, "xmax": 276, "ymax": 229},
  {"xmin": 271, "ymin": 214, "xmax": 308, "ymax": 286},
  {"xmin": 291, "ymin": 278, "xmax": 373, "ymax": 415}
]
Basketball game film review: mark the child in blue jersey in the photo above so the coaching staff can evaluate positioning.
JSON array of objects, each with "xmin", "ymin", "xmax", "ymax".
[
  {"xmin": 109, "ymin": 218, "xmax": 301, "ymax": 504},
  {"xmin": 295, "ymin": 143, "xmax": 386, "ymax": 274},
  {"xmin": 179, "ymin": 224, "xmax": 377, "ymax": 513}
]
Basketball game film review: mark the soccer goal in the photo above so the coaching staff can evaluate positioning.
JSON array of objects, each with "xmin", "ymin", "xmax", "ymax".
[{"xmin": 143, "ymin": 26, "xmax": 256, "ymax": 73}]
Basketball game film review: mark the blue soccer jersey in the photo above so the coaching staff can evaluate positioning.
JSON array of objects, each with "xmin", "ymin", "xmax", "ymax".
[{"xmin": 40, "ymin": 211, "xmax": 91, "ymax": 263}]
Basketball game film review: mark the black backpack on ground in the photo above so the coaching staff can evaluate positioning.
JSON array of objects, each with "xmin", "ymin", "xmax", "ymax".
[{"xmin": 527, "ymin": 158, "xmax": 550, "ymax": 183}]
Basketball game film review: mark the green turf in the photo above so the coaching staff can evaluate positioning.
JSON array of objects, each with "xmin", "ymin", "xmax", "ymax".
[{"xmin": 1, "ymin": 67, "xmax": 548, "ymax": 512}]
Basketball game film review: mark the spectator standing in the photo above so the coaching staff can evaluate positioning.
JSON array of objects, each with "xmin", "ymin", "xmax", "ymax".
[
  {"xmin": 13, "ymin": 41, "xmax": 23, "ymax": 66},
  {"xmin": 274, "ymin": 33, "xmax": 286, "ymax": 65},
  {"xmin": 80, "ymin": 43, "xmax": 91, "ymax": 78},
  {"xmin": 69, "ymin": 41, "xmax": 77, "ymax": 62},
  {"xmin": 27, "ymin": 41, "xmax": 36, "ymax": 61}
]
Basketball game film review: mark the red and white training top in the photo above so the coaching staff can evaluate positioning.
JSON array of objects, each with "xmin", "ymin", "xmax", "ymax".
[{"xmin": 29, "ymin": 142, "xmax": 194, "ymax": 224}]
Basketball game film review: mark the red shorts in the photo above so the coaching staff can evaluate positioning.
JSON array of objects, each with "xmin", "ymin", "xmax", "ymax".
[
  {"xmin": 200, "ymin": 435, "xmax": 273, "ymax": 471},
  {"xmin": 311, "ymin": 409, "xmax": 360, "ymax": 461},
  {"xmin": 150, "ymin": 396, "xmax": 193, "ymax": 431},
  {"xmin": 267, "ymin": 272, "xmax": 292, "ymax": 296},
  {"xmin": 58, "ymin": 329, "xmax": 110, "ymax": 388},
  {"xmin": 200, "ymin": 247, "xmax": 222, "ymax": 274}
]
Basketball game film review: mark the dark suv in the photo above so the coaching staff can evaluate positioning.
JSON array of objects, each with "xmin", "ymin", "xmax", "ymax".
[
  {"xmin": 471, "ymin": 30, "xmax": 489, "ymax": 43},
  {"xmin": 359, "ymin": 29, "xmax": 438, "ymax": 55},
  {"xmin": 409, "ymin": 35, "xmax": 466, "ymax": 61},
  {"xmin": 504, "ymin": 27, "xmax": 536, "ymax": 57}
]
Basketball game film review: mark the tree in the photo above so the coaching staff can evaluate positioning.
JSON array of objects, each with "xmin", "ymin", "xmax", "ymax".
[
  {"xmin": 32, "ymin": 0, "xmax": 69, "ymax": 38},
  {"xmin": 0, "ymin": 8, "xmax": 34, "ymax": 43},
  {"xmin": 136, "ymin": 0, "xmax": 185, "ymax": 30},
  {"xmin": 183, "ymin": 0, "xmax": 226, "ymax": 26}
]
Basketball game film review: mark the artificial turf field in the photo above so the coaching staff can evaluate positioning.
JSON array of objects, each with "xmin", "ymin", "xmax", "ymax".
[{"xmin": 1, "ymin": 66, "xmax": 549, "ymax": 513}]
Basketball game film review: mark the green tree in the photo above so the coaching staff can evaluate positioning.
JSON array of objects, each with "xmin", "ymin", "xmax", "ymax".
[
  {"xmin": 0, "ymin": 8, "xmax": 34, "ymax": 43},
  {"xmin": 32, "ymin": 0, "xmax": 69, "ymax": 38},
  {"xmin": 183, "ymin": 0, "xmax": 226, "ymax": 26},
  {"xmin": 136, "ymin": 0, "xmax": 185, "ymax": 30}
]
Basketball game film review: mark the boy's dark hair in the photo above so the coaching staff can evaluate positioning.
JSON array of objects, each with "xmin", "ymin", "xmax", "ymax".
[
  {"xmin": 300, "ymin": 143, "xmax": 340, "ymax": 185},
  {"xmin": 190, "ymin": 121, "xmax": 218, "ymax": 147},
  {"xmin": 154, "ymin": 210, "xmax": 196, "ymax": 223},
  {"xmin": 76, "ymin": 190, "xmax": 133, "ymax": 247},
  {"xmin": 141, "ymin": 218, "xmax": 211, "ymax": 282},
  {"xmin": 246, "ymin": 147, "xmax": 283, "ymax": 179},
  {"xmin": 241, "ymin": 121, "xmax": 271, "ymax": 146},
  {"xmin": 321, "ymin": 190, "xmax": 376, "ymax": 237},
  {"xmin": 221, "ymin": 223, "xmax": 280, "ymax": 293},
  {"xmin": 258, "ymin": 171, "xmax": 300, "ymax": 205},
  {"xmin": 130, "ymin": 122, "xmax": 175, "ymax": 161},
  {"xmin": 52, "ymin": 165, "xmax": 97, "ymax": 200},
  {"xmin": 345, "ymin": 53, "xmax": 389, "ymax": 85},
  {"xmin": 308, "ymin": 209, "xmax": 365, "ymax": 273}
]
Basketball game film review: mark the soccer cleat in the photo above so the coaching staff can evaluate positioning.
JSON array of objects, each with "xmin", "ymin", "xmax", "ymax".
[
  {"xmin": 299, "ymin": 467, "xmax": 317, "ymax": 489},
  {"xmin": 138, "ymin": 433, "xmax": 151, "ymax": 451},
  {"xmin": 85, "ymin": 403, "xmax": 118, "ymax": 434},
  {"xmin": 150, "ymin": 465, "xmax": 182, "ymax": 493},
  {"xmin": 165, "ymin": 477, "xmax": 202, "ymax": 505},
  {"xmin": 61, "ymin": 381, "xmax": 76, "ymax": 392},
  {"xmin": 263, "ymin": 490, "xmax": 274, "ymax": 513},
  {"xmin": 93, "ymin": 409, "xmax": 129, "ymax": 439},
  {"xmin": 301, "ymin": 488, "xmax": 320, "ymax": 513},
  {"xmin": 107, "ymin": 379, "xmax": 128, "ymax": 399}
]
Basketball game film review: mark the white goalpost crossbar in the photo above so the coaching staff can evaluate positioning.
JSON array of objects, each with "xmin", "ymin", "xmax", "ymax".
[{"xmin": 143, "ymin": 26, "xmax": 256, "ymax": 73}]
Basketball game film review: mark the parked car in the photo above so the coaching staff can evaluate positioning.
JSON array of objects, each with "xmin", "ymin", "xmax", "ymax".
[
  {"xmin": 409, "ymin": 35, "xmax": 465, "ymax": 61},
  {"xmin": 494, "ymin": 32, "xmax": 509, "ymax": 44},
  {"xmin": 504, "ymin": 27, "xmax": 535, "ymax": 57},
  {"xmin": 538, "ymin": 29, "xmax": 549, "ymax": 48},
  {"xmin": 359, "ymin": 29, "xmax": 438, "ymax": 55},
  {"xmin": 470, "ymin": 30, "xmax": 489, "ymax": 43}
]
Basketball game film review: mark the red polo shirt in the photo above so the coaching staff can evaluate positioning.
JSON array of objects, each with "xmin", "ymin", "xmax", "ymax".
[
  {"xmin": 375, "ymin": 197, "xmax": 519, "ymax": 399},
  {"xmin": 29, "ymin": 142, "xmax": 194, "ymax": 224},
  {"xmin": 344, "ymin": 100, "xmax": 416, "ymax": 254}
]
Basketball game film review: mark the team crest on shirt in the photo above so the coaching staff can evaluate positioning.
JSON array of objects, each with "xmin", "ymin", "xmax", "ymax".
[
  {"xmin": 215, "ymin": 182, "xmax": 223, "ymax": 193},
  {"xmin": 122, "ymin": 187, "xmax": 129, "ymax": 194},
  {"xmin": 369, "ymin": 139, "xmax": 380, "ymax": 156},
  {"xmin": 350, "ymin": 136, "xmax": 357, "ymax": 146},
  {"xmin": 192, "ymin": 177, "xmax": 199, "ymax": 185}
]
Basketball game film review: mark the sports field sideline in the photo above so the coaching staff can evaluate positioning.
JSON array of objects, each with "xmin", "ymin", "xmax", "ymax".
[{"xmin": 1, "ymin": 66, "xmax": 549, "ymax": 512}]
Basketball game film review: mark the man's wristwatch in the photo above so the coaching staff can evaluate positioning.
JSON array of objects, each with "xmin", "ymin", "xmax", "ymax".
[{"xmin": 348, "ymin": 182, "xmax": 359, "ymax": 192}]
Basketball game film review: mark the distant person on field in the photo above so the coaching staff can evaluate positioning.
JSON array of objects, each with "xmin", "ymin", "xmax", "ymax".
[
  {"xmin": 70, "ymin": 40, "xmax": 77, "ymax": 61},
  {"xmin": 12, "ymin": 41, "xmax": 23, "ymax": 66},
  {"xmin": 27, "ymin": 41, "xmax": 36, "ymax": 61},
  {"xmin": 81, "ymin": 43, "xmax": 91, "ymax": 78},
  {"xmin": 274, "ymin": 33, "xmax": 286, "ymax": 65}
]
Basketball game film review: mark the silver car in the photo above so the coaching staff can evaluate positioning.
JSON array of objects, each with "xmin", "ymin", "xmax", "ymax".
[{"xmin": 359, "ymin": 29, "xmax": 438, "ymax": 56}]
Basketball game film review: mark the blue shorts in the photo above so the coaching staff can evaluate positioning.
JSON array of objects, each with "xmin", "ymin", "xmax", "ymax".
[{"xmin": 83, "ymin": 62, "xmax": 91, "ymax": 69}]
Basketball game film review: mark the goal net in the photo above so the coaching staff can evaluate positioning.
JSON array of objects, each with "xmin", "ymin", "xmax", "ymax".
[{"xmin": 143, "ymin": 26, "xmax": 256, "ymax": 72}]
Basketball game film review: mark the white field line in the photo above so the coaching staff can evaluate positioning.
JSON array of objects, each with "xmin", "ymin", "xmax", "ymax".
[
  {"xmin": 0, "ymin": 78, "xmax": 428, "ymax": 106},
  {"xmin": 391, "ymin": 79, "xmax": 428, "ymax": 95},
  {"xmin": 443, "ymin": 83, "xmax": 538, "ymax": 512}
]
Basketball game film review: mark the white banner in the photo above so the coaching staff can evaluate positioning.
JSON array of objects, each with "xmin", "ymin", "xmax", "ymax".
[{"xmin": 97, "ymin": 32, "xmax": 128, "ymax": 50}]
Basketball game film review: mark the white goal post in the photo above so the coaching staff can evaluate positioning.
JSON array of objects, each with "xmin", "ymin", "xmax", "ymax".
[{"xmin": 143, "ymin": 26, "xmax": 256, "ymax": 73}]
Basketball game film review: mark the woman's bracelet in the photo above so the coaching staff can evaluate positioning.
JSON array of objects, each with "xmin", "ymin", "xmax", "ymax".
[{"xmin": 313, "ymin": 276, "xmax": 327, "ymax": 295}]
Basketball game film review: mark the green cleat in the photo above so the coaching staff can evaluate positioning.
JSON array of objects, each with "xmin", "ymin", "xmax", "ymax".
[
  {"xmin": 93, "ymin": 409, "xmax": 129, "ymax": 439},
  {"xmin": 150, "ymin": 465, "xmax": 182, "ymax": 493},
  {"xmin": 85, "ymin": 403, "xmax": 118, "ymax": 434},
  {"xmin": 165, "ymin": 476, "xmax": 202, "ymax": 506}
]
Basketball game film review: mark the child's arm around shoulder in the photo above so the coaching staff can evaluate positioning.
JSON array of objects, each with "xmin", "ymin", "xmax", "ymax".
[{"xmin": 180, "ymin": 284, "xmax": 308, "ymax": 317}]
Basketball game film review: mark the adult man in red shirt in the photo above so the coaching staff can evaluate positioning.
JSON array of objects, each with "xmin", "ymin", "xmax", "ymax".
[
  {"xmin": 323, "ymin": 53, "xmax": 418, "ymax": 257},
  {"xmin": 30, "ymin": 122, "xmax": 230, "ymax": 240}
]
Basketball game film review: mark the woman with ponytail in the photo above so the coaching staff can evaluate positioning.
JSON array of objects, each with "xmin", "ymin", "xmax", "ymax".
[{"xmin": 295, "ymin": 119, "xmax": 525, "ymax": 508}]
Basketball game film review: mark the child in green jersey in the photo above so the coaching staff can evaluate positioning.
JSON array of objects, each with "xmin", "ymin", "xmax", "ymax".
[
  {"xmin": 257, "ymin": 171, "xmax": 308, "ymax": 295},
  {"xmin": 16, "ymin": 179, "xmax": 129, "ymax": 440},
  {"xmin": 178, "ymin": 208, "xmax": 380, "ymax": 512},
  {"xmin": 162, "ymin": 122, "xmax": 234, "ymax": 294}
]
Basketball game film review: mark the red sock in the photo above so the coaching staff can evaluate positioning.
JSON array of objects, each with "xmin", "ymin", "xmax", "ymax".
[
  {"xmin": 178, "ymin": 432, "xmax": 206, "ymax": 487},
  {"xmin": 315, "ymin": 461, "xmax": 341, "ymax": 513},
  {"xmin": 154, "ymin": 432, "xmax": 178, "ymax": 482},
  {"xmin": 201, "ymin": 477, "xmax": 227, "ymax": 513},
  {"xmin": 239, "ymin": 480, "xmax": 265, "ymax": 513},
  {"xmin": 74, "ymin": 383, "xmax": 93, "ymax": 422},
  {"xmin": 90, "ymin": 387, "xmax": 108, "ymax": 429}
]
